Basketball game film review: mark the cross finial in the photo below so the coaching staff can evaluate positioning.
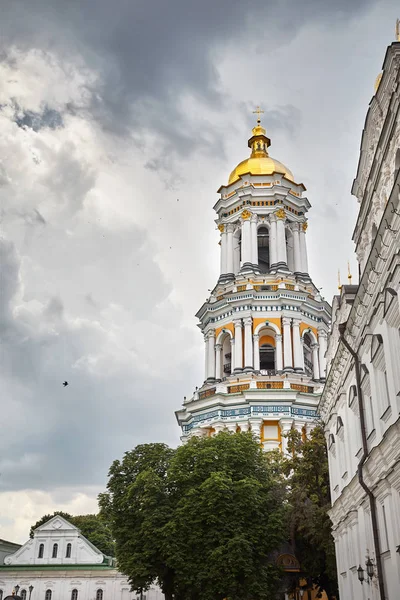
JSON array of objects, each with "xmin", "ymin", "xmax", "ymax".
[
  {"xmin": 253, "ymin": 105, "xmax": 264, "ymax": 124},
  {"xmin": 396, "ymin": 18, "xmax": 400, "ymax": 41}
]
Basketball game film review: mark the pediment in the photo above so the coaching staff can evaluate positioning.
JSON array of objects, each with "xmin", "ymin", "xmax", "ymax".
[{"xmin": 35, "ymin": 516, "xmax": 78, "ymax": 534}]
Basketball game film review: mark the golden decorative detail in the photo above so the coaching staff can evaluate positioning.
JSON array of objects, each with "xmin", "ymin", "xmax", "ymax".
[
  {"xmin": 236, "ymin": 285, "xmax": 247, "ymax": 292},
  {"xmin": 241, "ymin": 209, "xmax": 252, "ymax": 220},
  {"xmin": 228, "ymin": 156, "xmax": 294, "ymax": 185},
  {"xmin": 338, "ymin": 269, "xmax": 342, "ymax": 291},
  {"xmin": 291, "ymin": 383, "xmax": 314, "ymax": 393},
  {"xmin": 253, "ymin": 105, "xmax": 265, "ymax": 123},
  {"xmin": 374, "ymin": 72, "xmax": 382, "ymax": 92},
  {"xmin": 347, "ymin": 261, "xmax": 352, "ymax": 284},
  {"xmin": 228, "ymin": 383, "xmax": 250, "ymax": 394},
  {"xmin": 217, "ymin": 294, "xmax": 224, "ymax": 301},
  {"xmin": 302, "ymin": 222, "xmax": 308, "ymax": 231},
  {"xmin": 275, "ymin": 208, "xmax": 286, "ymax": 220},
  {"xmin": 199, "ymin": 388, "xmax": 216, "ymax": 400},
  {"xmin": 396, "ymin": 18, "xmax": 400, "ymax": 41},
  {"xmin": 218, "ymin": 224, "xmax": 225, "ymax": 233},
  {"xmin": 257, "ymin": 381, "xmax": 284, "ymax": 390},
  {"xmin": 276, "ymin": 554, "xmax": 301, "ymax": 573},
  {"xmin": 285, "ymin": 284, "xmax": 295, "ymax": 290}
]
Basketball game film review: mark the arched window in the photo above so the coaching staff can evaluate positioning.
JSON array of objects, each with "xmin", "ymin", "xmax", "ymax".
[
  {"xmin": 52, "ymin": 543, "xmax": 58, "ymax": 558},
  {"xmin": 38, "ymin": 543, "xmax": 44, "ymax": 558},
  {"xmin": 96, "ymin": 590, "xmax": 103, "ymax": 600},
  {"xmin": 45, "ymin": 590, "xmax": 52, "ymax": 600},
  {"xmin": 257, "ymin": 226, "xmax": 270, "ymax": 273},
  {"xmin": 21, "ymin": 590, "xmax": 27, "ymax": 600},
  {"xmin": 303, "ymin": 333, "xmax": 313, "ymax": 377},
  {"xmin": 71, "ymin": 590, "xmax": 78, "ymax": 600},
  {"xmin": 66, "ymin": 543, "xmax": 72, "ymax": 558}
]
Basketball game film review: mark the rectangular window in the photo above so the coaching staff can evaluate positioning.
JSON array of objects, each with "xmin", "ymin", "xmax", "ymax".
[{"xmin": 381, "ymin": 504, "xmax": 390, "ymax": 552}]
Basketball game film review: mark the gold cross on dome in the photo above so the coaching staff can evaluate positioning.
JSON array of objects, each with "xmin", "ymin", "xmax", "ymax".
[
  {"xmin": 253, "ymin": 105, "xmax": 264, "ymax": 123},
  {"xmin": 396, "ymin": 18, "xmax": 400, "ymax": 41}
]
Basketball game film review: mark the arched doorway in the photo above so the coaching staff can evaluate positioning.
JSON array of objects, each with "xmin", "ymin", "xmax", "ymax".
[{"xmin": 260, "ymin": 343, "xmax": 275, "ymax": 371}]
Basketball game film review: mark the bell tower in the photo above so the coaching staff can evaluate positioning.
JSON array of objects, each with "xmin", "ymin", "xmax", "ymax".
[{"xmin": 176, "ymin": 113, "xmax": 331, "ymax": 450}]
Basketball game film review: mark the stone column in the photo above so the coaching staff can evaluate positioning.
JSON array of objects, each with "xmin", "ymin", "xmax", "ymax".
[
  {"xmin": 269, "ymin": 215, "xmax": 277, "ymax": 267},
  {"xmin": 318, "ymin": 329, "xmax": 327, "ymax": 380},
  {"xmin": 250, "ymin": 214, "xmax": 258, "ymax": 267},
  {"xmin": 253, "ymin": 334, "xmax": 260, "ymax": 371},
  {"xmin": 240, "ymin": 211, "xmax": 252, "ymax": 268},
  {"xmin": 282, "ymin": 317, "xmax": 293, "ymax": 371},
  {"xmin": 230, "ymin": 337, "xmax": 235, "ymax": 374},
  {"xmin": 279, "ymin": 418, "xmax": 293, "ymax": 455},
  {"xmin": 219, "ymin": 225, "xmax": 227, "ymax": 275},
  {"xmin": 276, "ymin": 334, "xmax": 283, "ymax": 372},
  {"xmin": 204, "ymin": 334, "xmax": 209, "ymax": 380},
  {"xmin": 226, "ymin": 223, "xmax": 234, "ymax": 275},
  {"xmin": 243, "ymin": 317, "xmax": 253, "ymax": 371},
  {"xmin": 233, "ymin": 319, "xmax": 243, "ymax": 371},
  {"xmin": 292, "ymin": 222, "xmax": 302, "ymax": 274},
  {"xmin": 249, "ymin": 418, "xmax": 262, "ymax": 441},
  {"xmin": 292, "ymin": 318, "xmax": 304, "ymax": 372},
  {"xmin": 312, "ymin": 343, "xmax": 320, "ymax": 380},
  {"xmin": 275, "ymin": 209, "xmax": 287, "ymax": 267},
  {"xmin": 299, "ymin": 222, "xmax": 309, "ymax": 274},
  {"xmin": 207, "ymin": 331, "xmax": 216, "ymax": 380},
  {"xmin": 215, "ymin": 343, "xmax": 222, "ymax": 380}
]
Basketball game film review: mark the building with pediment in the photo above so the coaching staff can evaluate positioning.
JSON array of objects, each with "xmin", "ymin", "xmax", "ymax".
[
  {"xmin": 0, "ymin": 516, "xmax": 163, "ymax": 600},
  {"xmin": 319, "ymin": 31, "xmax": 400, "ymax": 600},
  {"xmin": 176, "ymin": 112, "xmax": 331, "ymax": 450}
]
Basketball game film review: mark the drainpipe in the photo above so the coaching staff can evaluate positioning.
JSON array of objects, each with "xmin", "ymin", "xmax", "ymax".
[{"xmin": 338, "ymin": 322, "xmax": 386, "ymax": 600}]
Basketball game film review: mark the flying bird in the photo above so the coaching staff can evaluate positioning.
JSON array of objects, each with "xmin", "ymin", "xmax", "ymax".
[{"xmin": 63, "ymin": 381, "xmax": 69, "ymax": 387}]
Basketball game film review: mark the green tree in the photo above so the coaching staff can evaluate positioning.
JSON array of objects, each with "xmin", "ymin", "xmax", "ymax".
[
  {"xmin": 30, "ymin": 511, "xmax": 115, "ymax": 557},
  {"xmin": 283, "ymin": 424, "xmax": 339, "ymax": 600},
  {"xmin": 100, "ymin": 433, "xmax": 288, "ymax": 600}
]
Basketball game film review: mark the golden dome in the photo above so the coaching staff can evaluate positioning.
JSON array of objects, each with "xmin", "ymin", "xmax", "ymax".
[
  {"xmin": 227, "ymin": 116, "xmax": 294, "ymax": 185},
  {"xmin": 229, "ymin": 156, "xmax": 294, "ymax": 185}
]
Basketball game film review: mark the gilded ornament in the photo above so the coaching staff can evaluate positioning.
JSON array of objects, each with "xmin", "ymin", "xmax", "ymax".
[
  {"xmin": 302, "ymin": 222, "xmax": 308, "ymax": 231},
  {"xmin": 241, "ymin": 209, "xmax": 252, "ymax": 220},
  {"xmin": 218, "ymin": 223, "xmax": 225, "ymax": 232},
  {"xmin": 275, "ymin": 208, "xmax": 286, "ymax": 219}
]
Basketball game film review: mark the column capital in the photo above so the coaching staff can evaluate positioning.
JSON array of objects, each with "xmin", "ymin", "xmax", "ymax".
[
  {"xmin": 290, "ymin": 221, "xmax": 301, "ymax": 232},
  {"xmin": 276, "ymin": 334, "xmax": 282, "ymax": 342},
  {"xmin": 301, "ymin": 221, "xmax": 308, "ymax": 232},
  {"xmin": 215, "ymin": 343, "xmax": 222, "ymax": 351},
  {"xmin": 253, "ymin": 333, "xmax": 259, "ymax": 340},
  {"xmin": 292, "ymin": 317, "xmax": 302, "ymax": 327},
  {"xmin": 233, "ymin": 318, "xmax": 243, "ymax": 328},
  {"xmin": 311, "ymin": 342, "xmax": 319, "ymax": 350},
  {"xmin": 282, "ymin": 316, "xmax": 292, "ymax": 326},
  {"xmin": 226, "ymin": 222, "xmax": 235, "ymax": 233},
  {"xmin": 275, "ymin": 207, "xmax": 286, "ymax": 220},
  {"xmin": 241, "ymin": 209, "xmax": 252, "ymax": 220},
  {"xmin": 243, "ymin": 316, "xmax": 253, "ymax": 326},
  {"xmin": 218, "ymin": 223, "xmax": 225, "ymax": 233},
  {"xmin": 250, "ymin": 213, "xmax": 259, "ymax": 223},
  {"xmin": 269, "ymin": 213, "xmax": 278, "ymax": 223},
  {"xmin": 317, "ymin": 328, "xmax": 328, "ymax": 338},
  {"xmin": 205, "ymin": 329, "xmax": 216, "ymax": 339}
]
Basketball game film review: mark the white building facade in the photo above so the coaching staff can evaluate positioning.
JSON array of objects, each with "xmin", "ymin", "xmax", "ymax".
[
  {"xmin": 0, "ymin": 516, "xmax": 163, "ymax": 600},
  {"xmin": 176, "ymin": 116, "xmax": 331, "ymax": 448},
  {"xmin": 319, "ymin": 37, "xmax": 400, "ymax": 600}
]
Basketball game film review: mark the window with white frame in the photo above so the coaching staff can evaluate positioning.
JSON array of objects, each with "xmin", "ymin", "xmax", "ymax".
[
  {"xmin": 21, "ymin": 590, "xmax": 27, "ymax": 600},
  {"xmin": 96, "ymin": 589, "xmax": 103, "ymax": 600},
  {"xmin": 66, "ymin": 543, "xmax": 72, "ymax": 558},
  {"xmin": 71, "ymin": 589, "xmax": 78, "ymax": 600},
  {"xmin": 371, "ymin": 334, "xmax": 391, "ymax": 417},
  {"xmin": 52, "ymin": 543, "xmax": 58, "ymax": 558},
  {"xmin": 361, "ymin": 365, "xmax": 375, "ymax": 436},
  {"xmin": 45, "ymin": 590, "xmax": 52, "ymax": 600}
]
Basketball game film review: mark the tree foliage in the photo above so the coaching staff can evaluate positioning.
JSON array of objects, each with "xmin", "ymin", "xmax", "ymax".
[
  {"xmin": 99, "ymin": 433, "xmax": 289, "ymax": 600},
  {"xmin": 30, "ymin": 511, "xmax": 115, "ymax": 557},
  {"xmin": 283, "ymin": 424, "xmax": 339, "ymax": 600}
]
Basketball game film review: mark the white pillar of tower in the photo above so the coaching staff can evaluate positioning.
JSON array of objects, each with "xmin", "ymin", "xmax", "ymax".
[
  {"xmin": 230, "ymin": 338, "xmax": 235, "ymax": 374},
  {"xmin": 249, "ymin": 419, "xmax": 262, "ymax": 441},
  {"xmin": 312, "ymin": 343, "xmax": 320, "ymax": 380},
  {"xmin": 269, "ymin": 215, "xmax": 277, "ymax": 267},
  {"xmin": 276, "ymin": 334, "xmax": 283, "ymax": 372},
  {"xmin": 292, "ymin": 222, "xmax": 302, "ymax": 274},
  {"xmin": 219, "ymin": 226, "xmax": 227, "ymax": 275},
  {"xmin": 226, "ymin": 224, "xmax": 234, "ymax": 275},
  {"xmin": 233, "ymin": 319, "xmax": 243, "ymax": 371},
  {"xmin": 241, "ymin": 214, "xmax": 252, "ymax": 267},
  {"xmin": 250, "ymin": 214, "xmax": 258, "ymax": 266},
  {"xmin": 318, "ymin": 329, "xmax": 327, "ymax": 379},
  {"xmin": 207, "ymin": 331, "xmax": 216, "ymax": 380},
  {"xmin": 282, "ymin": 317, "xmax": 293, "ymax": 371},
  {"xmin": 275, "ymin": 210, "xmax": 287, "ymax": 267},
  {"xmin": 215, "ymin": 343, "xmax": 222, "ymax": 380},
  {"xmin": 279, "ymin": 419, "xmax": 293, "ymax": 455},
  {"xmin": 299, "ymin": 223, "xmax": 309, "ymax": 274},
  {"xmin": 204, "ymin": 334, "xmax": 209, "ymax": 380},
  {"xmin": 292, "ymin": 318, "xmax": 304, "ymax": 372},
  {"xmin": 253, "ymin": 334, "xmax": 260, "ymax": 371},
  {"xmin": 243, "ymin": 317, "xmax": 253, "ymax": 371}
]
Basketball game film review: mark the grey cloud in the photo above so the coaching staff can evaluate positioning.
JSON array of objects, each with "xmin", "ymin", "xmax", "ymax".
[
  {"xmin": 1, "ymin": 0, "xmax": 375, "ymax": 159},
  {"xmin": 14, "ymin": 106, "xmax": 64, "ymax": 132}
]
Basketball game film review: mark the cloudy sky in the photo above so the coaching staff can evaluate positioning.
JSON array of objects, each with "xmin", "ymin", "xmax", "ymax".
[{"xmin": 0, "ymin": 0, "xmax": 398, "ymax": 543}]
